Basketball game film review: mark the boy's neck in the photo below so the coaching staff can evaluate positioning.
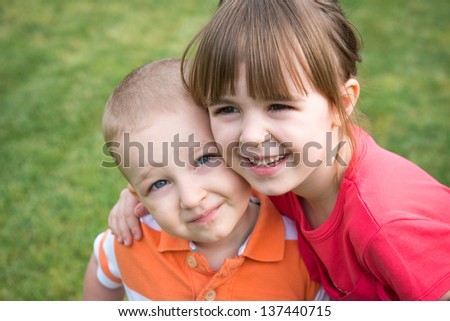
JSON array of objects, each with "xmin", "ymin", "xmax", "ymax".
[{"xmin": 194, "ymin": 200, "xmax": 259, "ymax": 271}]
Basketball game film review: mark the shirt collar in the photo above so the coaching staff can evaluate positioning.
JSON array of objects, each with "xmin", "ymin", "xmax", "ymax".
[
  {"xmin": 240, "ymin": 191, "xmax": 286, "ymax": 262},
  {"xmin": 149, "ymin": 191, "xmax": 286, "ymax": 262}
]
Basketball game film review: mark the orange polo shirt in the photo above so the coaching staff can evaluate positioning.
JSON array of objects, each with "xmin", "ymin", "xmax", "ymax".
[{"xmin": 94, "ymin": 193, "xmax": 320, "ymax": 300}]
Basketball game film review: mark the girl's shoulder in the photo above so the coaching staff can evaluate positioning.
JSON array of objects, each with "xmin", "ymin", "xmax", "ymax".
[
  {"xmin": 343, "ymin": 129, "xmax": 449, "ymax": 224},
  {"xmin": 347, "ymin": 128, "xmax": 443, "ymax": 188}
]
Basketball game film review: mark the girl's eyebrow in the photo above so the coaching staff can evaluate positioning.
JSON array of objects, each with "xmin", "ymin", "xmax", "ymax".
[
  {"xmin": 207, "ymin": 98, "xmax": 236, "ymax": 106},
  {"xmin": 269, "ymin": 95, "xmax": 305, "ymax": 102},
  {"xmin": 208, "ymin": 95, "xmax": 306, "ymax": 106}
]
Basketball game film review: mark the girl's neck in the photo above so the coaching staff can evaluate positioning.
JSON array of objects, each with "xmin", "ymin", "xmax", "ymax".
[
  {"xmin": 194, "ymin": 200, "xmax": 259, "ymax": 271},
  {"xmin": 294, "ymin": 137, "xmax": 352, "ymax": 229}
]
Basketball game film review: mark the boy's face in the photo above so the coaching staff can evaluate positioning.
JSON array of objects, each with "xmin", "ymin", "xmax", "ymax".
[{"xmin": 120, "ymin": 102, "xmax": 252, "ymax": 244}]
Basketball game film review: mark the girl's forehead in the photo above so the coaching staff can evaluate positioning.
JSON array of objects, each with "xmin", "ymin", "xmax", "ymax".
[{"xmin": 223, "ymin": 60, "xmax": 312, "ymax": 100}]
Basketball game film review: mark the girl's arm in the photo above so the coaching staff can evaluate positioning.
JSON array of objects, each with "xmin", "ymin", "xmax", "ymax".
[
  {"xmin": 439, "ymin": 290, "xmax": 450, "ymax": 301},
  {"xmin": 108, "ymin": 187, "xmax": 147, "ymax": 246}
]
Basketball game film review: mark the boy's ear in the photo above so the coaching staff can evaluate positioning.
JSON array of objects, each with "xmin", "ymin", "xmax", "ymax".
[
  {"xmin": 341, "ymin": 78, "xmax": 360, "ymax": 117},
  {"xmin": 127, "ymin": 183, "xmax": 141, "ymax": 201}
]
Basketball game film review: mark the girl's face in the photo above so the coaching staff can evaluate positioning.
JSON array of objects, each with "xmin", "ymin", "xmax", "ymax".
[{"xmin": 207, "ymin": 64, "xmax": 345, "ymax": 197}]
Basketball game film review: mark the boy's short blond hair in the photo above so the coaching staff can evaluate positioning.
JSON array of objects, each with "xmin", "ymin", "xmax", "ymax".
[{"xmin": 102, "ymin": 59, "xmax": 189, "ymax": 165}]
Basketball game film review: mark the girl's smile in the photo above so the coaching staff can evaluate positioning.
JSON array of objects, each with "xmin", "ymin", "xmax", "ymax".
[
  {"xmin": 208, "ymin": 64, "xmax": 344, "ymax": 197},
  {"xmin": 240, "ymin": 148, "xmax": 290, "ymax": 177}
]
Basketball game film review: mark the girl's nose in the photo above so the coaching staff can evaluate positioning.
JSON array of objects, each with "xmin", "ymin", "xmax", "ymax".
[{"xmin": 238, "ymin": 115, "xmax": 270, "ymax": 148}]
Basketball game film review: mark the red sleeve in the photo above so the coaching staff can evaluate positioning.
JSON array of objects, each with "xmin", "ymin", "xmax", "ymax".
[{"xmin": 364, "ymin": 218, "xmax": 450, "ymax": 300}]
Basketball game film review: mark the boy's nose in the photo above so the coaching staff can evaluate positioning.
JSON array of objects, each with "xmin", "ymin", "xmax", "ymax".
[{"xmin": 179, "ymin": 180, "xmax": 207, "ymax": 210}]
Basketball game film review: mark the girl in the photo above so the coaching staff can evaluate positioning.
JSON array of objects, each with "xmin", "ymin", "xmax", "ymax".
[{"xmin": 109, "ymin": 0, "xmax": 450, "ymax": 300}]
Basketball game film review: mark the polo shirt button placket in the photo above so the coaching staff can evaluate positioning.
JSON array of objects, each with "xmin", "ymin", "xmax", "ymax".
[{"xmin": 204, "ymin": 289, "xmax": 216, "ymax": 301}]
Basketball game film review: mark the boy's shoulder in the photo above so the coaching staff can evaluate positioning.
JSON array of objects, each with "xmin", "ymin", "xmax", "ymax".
[
  {"xmin": 140, "ymin": 214, "xmax": 162, "ymax": 232},
  {"xmin": 251, "ymin": 190, "xmax": 298, "ymax": 241}
]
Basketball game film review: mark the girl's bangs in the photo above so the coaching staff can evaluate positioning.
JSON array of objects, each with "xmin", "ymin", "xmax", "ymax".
[{"xmin": 205, "ymin": 32, "xmax": 309, "ymax": 103}]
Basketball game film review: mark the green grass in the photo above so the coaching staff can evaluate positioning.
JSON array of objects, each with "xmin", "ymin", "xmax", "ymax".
[
  {"xmin": 0, "ymin": 0, "xmax": 448, "ymax": 300},
  {"xmin": 346, "ymin": 0, "xmax": 450, "ymax": 182}
]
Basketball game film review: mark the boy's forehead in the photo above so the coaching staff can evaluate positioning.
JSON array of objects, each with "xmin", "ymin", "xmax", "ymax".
[
  {"xmin": 131, "ymin": 108, "xmax": 212, "ymax": 144},
  {"xmin": 117, "ymin": 117, "xmax": 216, "ymax": 176}
]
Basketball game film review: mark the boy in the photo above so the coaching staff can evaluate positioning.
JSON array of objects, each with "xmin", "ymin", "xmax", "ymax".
[{"xmin": 82, "ymin": 59, "xmax": 322, "ymax": 300}]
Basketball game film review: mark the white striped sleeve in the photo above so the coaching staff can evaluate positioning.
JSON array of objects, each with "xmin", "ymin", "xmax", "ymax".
[{"xmin": 93, "ymin": 231, "xmax": 123, "ymax": 289}]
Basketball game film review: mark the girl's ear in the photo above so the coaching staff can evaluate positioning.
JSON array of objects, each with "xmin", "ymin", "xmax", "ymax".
[
  {"xmin": 127, "ymin": 183, "xmax": 141, "ymax": 201},
  {"xmin": 332, "ymin": 78, "xmax": 360, "ymax": 127},
  {"xmin": 341, "ymin": 78, "xmax": 360, "ymax": 117}
]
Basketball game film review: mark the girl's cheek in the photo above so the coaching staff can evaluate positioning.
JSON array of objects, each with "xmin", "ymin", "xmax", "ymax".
[
  {"xmin": 209, "ymin": 123, "xmax": 222, "ymax": 141},
  {"xmin": 214, "ymin": 134, "xmax": 236, "ymax": 155},
  {"xmin": 231, "ymin": 163, "xmax": 247, "ymax": 178}
]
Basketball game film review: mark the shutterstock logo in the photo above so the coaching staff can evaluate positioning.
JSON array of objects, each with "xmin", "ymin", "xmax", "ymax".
[{"xmin": 100, "ymin": 132, "xmax": 348, "ymax": 168}]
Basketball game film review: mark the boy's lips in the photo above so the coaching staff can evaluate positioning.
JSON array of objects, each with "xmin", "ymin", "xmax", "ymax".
[{"xmin": 187, "ymin": 205, "xmax": 221, "ymax": 224}]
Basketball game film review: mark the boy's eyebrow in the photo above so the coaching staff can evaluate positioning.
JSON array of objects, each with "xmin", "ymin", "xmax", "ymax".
[
  {"xmin": 135, "ymin": 166, "xmax": 155, "ymax": 186},
  {"xmin": 133, "ymin": 138, "xmax": 215, "ymax": 185}
]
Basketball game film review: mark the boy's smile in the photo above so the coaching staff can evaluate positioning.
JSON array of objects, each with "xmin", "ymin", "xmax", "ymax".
[
  {"xmin": 186, "ymin": 204, "xmax": 221, "ymax": 224},
  {"xmin": 120, "ymin": 103, "xmax": 256, "ymax": 247}
]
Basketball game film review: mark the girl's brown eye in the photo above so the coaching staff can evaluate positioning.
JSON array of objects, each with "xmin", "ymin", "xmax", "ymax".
[
  {"xmin": 216, "ymin": 106, "xmax": 238, "ymax": 114},
  {"xmin": 269, "ymin": 104, "xmax": 291, "ymax": 111}
]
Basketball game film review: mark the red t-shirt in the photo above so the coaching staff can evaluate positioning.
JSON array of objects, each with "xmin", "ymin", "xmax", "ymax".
[{"xmin": 270, "ymin": 129, "xmax": 450, "ymax": 300}]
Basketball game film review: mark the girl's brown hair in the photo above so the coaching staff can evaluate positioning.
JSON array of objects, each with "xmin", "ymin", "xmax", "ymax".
[{"xmin": 182, "ymin": 0, "xmax": 362, "ymax": 146}]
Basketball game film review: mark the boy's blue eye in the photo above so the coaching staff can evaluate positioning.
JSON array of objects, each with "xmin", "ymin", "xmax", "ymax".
[
  {"xmin": 195, "ymin": 155, "xmax": 212, "ymax": 166},
  {"xmin": 150, "ymin": 180, "xmax": 168, "ymax": 191}
]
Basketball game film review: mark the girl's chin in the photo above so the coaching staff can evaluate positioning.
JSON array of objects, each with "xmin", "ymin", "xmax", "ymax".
[{"xmin": 239, "ymin": 174, "xmax": 294, "ymax": 196}]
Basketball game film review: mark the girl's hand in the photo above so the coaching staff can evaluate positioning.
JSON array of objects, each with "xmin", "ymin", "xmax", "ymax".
[{"xmin": 108, "ymin": 186, "xmax": 147, "ymax": 246}]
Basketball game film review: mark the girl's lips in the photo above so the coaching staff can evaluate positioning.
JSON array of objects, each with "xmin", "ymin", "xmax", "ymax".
[
  {"xmin": 240, "ymin": 153, "xmax": 290, "ymax": 177},
  {"xmin": 188, "ymin": 205, "xmax": 220, "ymax": 224},
  {"xmin": 247, "ymin": 154, "xmax": 287, "ymax": 166}
]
